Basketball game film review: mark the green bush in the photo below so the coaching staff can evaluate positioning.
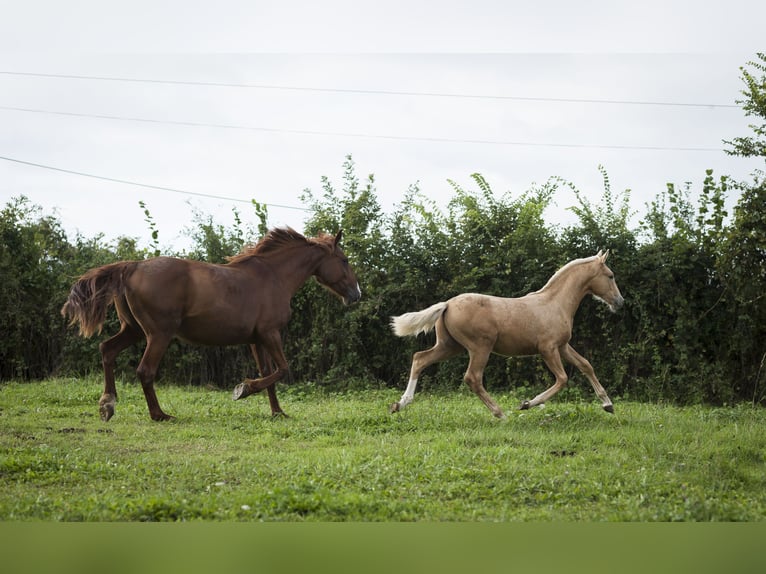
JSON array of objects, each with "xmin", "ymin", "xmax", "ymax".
[{"xmin": 2, "ymin": 155, "xmax": 764, "ymax": 405}]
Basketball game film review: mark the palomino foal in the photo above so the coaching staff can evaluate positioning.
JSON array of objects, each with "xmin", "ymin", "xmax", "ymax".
[{"xmin": 390, "ymin": 250, "xmax": 624, "ymax": 418}]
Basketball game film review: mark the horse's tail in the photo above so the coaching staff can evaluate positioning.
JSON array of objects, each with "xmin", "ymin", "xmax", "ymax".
[
  {"xmin": 61, "ymin": 262, "xmax": 135, "ymax": 338},
  {"xmin": 390, "ymin": 301, "xmax": 448, "ymax": 337}
]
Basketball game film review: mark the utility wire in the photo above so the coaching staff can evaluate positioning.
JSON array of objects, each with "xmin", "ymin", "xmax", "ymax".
[
  {"xmin": 0, "ymin": 71, "xmax": 740, "ymax": 109},
  {"xmin": 0, "ymin": 155, "xmax": 310, "ymax": 211},
  {"xmin": 0, "ymin": 105, "xmax": 724, "ymax": 152}
]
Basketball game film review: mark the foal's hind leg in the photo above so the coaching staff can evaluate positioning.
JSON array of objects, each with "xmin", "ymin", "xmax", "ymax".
[
  {"xmin": 390, "ymin": 321, "xmax": 462, "ymax": 413},
  {"xmin": 98, "ymin": 323, "xmax": 142, "ymax": 422},
  {"xmin": 463, "ymin": 347, "xmax": 505, "ymax": 419},
  {"xmin": 561, "ymin": 344, "xmax": 614, "ymax": 413},
  {"xmin": 520, "ymin": 348, "xmax": 568, "ymax": 410},
  {"xmin": 519, "ymin": 345, "xmax": 584, "ymax": 410}
]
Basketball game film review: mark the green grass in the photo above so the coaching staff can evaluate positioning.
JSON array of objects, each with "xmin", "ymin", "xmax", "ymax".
[{"xmin": 1, "ymin": 377, "xmax": 765, "ymax": 521}]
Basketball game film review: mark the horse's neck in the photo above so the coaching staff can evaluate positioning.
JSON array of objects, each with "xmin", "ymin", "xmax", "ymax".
[{"xmin": 254, "ymin": 245, "xmax": 324, "ymax": 294}]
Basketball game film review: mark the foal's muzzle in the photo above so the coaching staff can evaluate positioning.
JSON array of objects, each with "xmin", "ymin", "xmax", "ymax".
[{"xmin": 609, "ymin": 295, "xmax": 625, "ymax": 312}]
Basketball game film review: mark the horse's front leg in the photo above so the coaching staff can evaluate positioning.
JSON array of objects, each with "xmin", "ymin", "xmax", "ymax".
[
  {"xmin": 232, "ymin": 335, "xmax": 289, "ymax": 406},
  {"xmin": 237, "ymin": 343, "xmax": 287, "ymax": 417}
]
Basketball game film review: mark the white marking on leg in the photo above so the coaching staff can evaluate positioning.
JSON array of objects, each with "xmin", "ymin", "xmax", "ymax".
[{"xmin": 398, "ymin": 377, "xmax": 418, "ymax": 409}]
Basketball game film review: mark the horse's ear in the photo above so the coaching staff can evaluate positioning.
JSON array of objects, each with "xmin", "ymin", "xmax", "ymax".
[
  {"xmin": 600, "ymin": 249, "xmax": 610, "ymax": 262},
  {"xmin": 334, "ymin": 230, "xmax": 343, "ymax": 246}
]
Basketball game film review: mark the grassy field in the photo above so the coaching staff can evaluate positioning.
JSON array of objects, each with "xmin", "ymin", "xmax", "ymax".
[{"xmin": 1, "ymin": 377, "xmax": 765, "ymax": 521}]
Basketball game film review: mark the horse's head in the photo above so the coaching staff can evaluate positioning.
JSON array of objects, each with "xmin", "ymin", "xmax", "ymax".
[
  {"xmin": 587, "ymin": 250, "xmax": 624, "ymax": 312},
  {"xmin": 313, "ymin": 230, "xmax": 362, "ymax": 305}
]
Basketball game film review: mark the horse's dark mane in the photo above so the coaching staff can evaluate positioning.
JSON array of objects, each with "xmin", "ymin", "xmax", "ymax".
[{"xmin": 227, "ymin": 227, "xmax": 333, "ymax": 264}]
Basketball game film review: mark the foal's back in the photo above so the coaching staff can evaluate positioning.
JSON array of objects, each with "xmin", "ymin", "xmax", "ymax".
[{"xmin": 442, "ymin": 292, "xmax": 572, "ymax": 357}]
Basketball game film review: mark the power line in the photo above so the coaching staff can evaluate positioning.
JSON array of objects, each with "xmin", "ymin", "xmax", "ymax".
[
  {"xmin": 0, "ymin": 155, "xmax": 310, "ymax": 211},
  {"xmin": 0, "ymin": 70, "xmax": 740, "ymax": 109},
  {"xmin": 0, "ymin": 105, "xmax": 724, "ymax": 152}
]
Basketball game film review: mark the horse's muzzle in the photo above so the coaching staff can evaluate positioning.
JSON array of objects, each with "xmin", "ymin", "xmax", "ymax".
[
  {"xmin": 610, "ymin": 295, "xmax": 625, "ymax": 312},
  {"xmin": 344, "ymin": 284, "xmax": 362, "ymax": 305}
]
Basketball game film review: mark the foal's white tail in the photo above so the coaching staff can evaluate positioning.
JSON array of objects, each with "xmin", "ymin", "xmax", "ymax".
[{"xmin": 390, "ymin": 301, "xmax": 448, "ymax": 337}]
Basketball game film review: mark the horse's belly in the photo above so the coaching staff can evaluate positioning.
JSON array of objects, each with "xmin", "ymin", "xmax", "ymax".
[{"xmin": 176, "ymin": 315, "xmax": 253, "ymax": 346}]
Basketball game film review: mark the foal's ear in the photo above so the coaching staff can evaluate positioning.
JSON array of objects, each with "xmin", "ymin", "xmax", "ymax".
[
  {"xmin": 334, "ymin": 230, "xmax": 343, "ymax": 246},
  {"xmin": 599, "ymin": 249, "xmax": 610, "ymax": 263}
]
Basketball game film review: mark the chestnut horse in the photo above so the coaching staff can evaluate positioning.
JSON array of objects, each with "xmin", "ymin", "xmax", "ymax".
[
  {"xmin": 61, "ymin": 227, "xmax": 361, "ymax": 422},
  {"xmin": 390, "ymin": 250, "xmax": 624, "ymax": 418}
]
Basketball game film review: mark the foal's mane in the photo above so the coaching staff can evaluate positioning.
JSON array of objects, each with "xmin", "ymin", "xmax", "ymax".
[
  {"xmin": 226, "ymin": 227, "xmax": 334, "ymax": 264},
  {"xmin": 534, "ymin": 255, "xmax": 600, "ymax": 293}
]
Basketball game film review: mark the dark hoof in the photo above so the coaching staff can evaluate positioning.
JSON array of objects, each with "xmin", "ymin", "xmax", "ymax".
[
  {"xmin": 151, "ymin": 413, "xmax": 175, "ymax": 422},
  {"xmin": 232, "ymin": 383, "xmax": 250, "ymax": 401},
  {"xmin": 519, "ymin": 400, "xmax": 531, "ymax": 410},
  {"xmin": 389, "ymin": 402, "xmax": 401, "ymax": 414},
  {"xmin": 99, "ymin": 403, "xmax": 114, "ymax": 422},
  {"xmin": 603, "ymin": 404, "xmax": 615, "ymax": 414}
]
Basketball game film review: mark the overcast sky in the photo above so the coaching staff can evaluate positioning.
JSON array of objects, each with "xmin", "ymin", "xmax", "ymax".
[{"xmin": 1, "ymin": 2, "xmax": 764, "ymax": 252}]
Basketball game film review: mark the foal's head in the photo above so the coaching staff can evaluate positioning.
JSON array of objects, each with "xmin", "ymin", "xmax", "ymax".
[
  {"xmin": 313, "ymin": 230, "xmax": 361, "ymax": 305},
  {"xmin": 586, "ymin": 250, "xmax": 624, "ymax": 312}
]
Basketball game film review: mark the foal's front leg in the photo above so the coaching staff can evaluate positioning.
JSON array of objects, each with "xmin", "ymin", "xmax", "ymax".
[{"xmin": 561, "ymin": 344, "xmax": 614, "ymax": 413}]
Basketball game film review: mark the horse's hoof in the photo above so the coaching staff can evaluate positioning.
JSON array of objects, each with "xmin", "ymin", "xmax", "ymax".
[
  {"xmin": 519, "ymin": 400, "xmax": 531, "ymax": 410},
  {"xmin": 603, "ymin": 404, "xmax": 615, "ymax": 414},
  {"xmin": 99, "ymin": 403, "xmax": 114, "ymax": 422},
  {"xmin": 389, "ymin": 402, "xmax": 401, "ymax": 414},
  {"xmin": 271, "ymin": 411, "xmax": 289, "ymax": 419},
  {"xmin": 151, "ymin": 413, "xmax": 175, "ymax": 422},
  {"xmin": 232, "ymin": 383, "xmax": 249, "ymax": 401}
]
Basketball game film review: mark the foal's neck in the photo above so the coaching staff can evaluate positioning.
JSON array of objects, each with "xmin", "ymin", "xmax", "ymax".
[{"xmin": 541, "ymin": 263, "xmax": 596, "ymax": 317}]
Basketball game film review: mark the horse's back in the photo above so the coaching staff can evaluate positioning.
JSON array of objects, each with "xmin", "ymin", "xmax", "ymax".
[
  {"xmin": 123, "ymin": 257, "xmax": 282, "ymax": 345},
  {"xmin": 123, "ymin": 257, "xmax": 194, "ymax": 303}
]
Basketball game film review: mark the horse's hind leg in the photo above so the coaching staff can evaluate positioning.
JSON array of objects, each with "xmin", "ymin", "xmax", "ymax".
[
  {"xmin": 391, "ymin": 320, "xmax": 462, "ymax": 413},
  {"xmin": 135, "ymin": 334, "xmax": 174, "ymax": 421},
  {"xmin": 463, "ymin": 347, "xmax": 505, "ymax": 419},
  {"xmin": 561, "ymin": 344, "xmax": 614, "ymax": 413},
  {"xmin": 98, "ymin": 318, "xmax": 142, "ymax": 422}
]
